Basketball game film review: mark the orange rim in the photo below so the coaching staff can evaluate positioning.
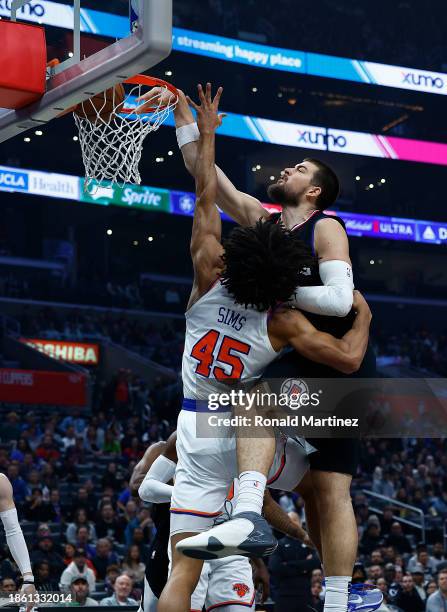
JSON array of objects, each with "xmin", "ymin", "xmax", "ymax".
[{"xmin": 121, "ymin": 74, "xmax": 178, "ymax": 114}]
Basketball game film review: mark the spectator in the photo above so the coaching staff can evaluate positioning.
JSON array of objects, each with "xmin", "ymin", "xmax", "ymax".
[
  {"xmin": 60, "ymin": 548, "xmax": 96, "ymax": 594},
  {"xmin": 310, "ymin": 579, "xmax": 323, "ymax": 612},
  {"xmin": 410, "ymin": 565, "xmax": 427, "ymax": 602},
  {"xmin": 432, "ymin": 541, "xmax": 446, "ymax": 564},
  {"xmin": 33, "ymin": 560, "xmax": 60, "ymax": 592},
  {"xmin": 407, "ymin": 545, "xmax": 438, "ymax": 580},
  {"xmin": 71, "ymin": 487, "xmax": 96, "ymax": 520},
  {"xmin": 91, "ymin": 539, "xmax": 119, "ymax": 581},
  {"xmin": 2, "ymin": 412, "xmax": 21, "ymax": 443},
  {"xmin": 23, "ymin": 488, "xmax": 56, "ymax": 522},
  {"xmin": 49, "ymin": 489, "xmax": 63, "ymax": 523},
  {"xmin": 122, "ymin": 545, "xmax": 145, "ymax": 584},
  {"xmin": 360, "ymin": 517, "xmax": 385, "ymax": 555},
  {"xmin": 70, "ymin": 575, "xmax": 99, "ymax": 606},
  {"xmin": 426, "ymin": 569, "xmax": 447, "ymax": 612},
  {"xmin": 379, "ymin": 506, "xmax": 395, "ymax": 535},
  {"xmin": 385, "ymin": 522, "xmax": 412, "ymax": 554},
  {"xmin": 104, "ymin": 565, "xmax": 121, "ymax": 596},
  {"xmin": 63, "ymin": 543, "xmax": 76, "ymax": 567},
  {"xmin": 7, "ymin": 463, "xmax": 29, "ymax": 504},
  {"xmin": 0, "ymin": 577, "xmax": 16, "ymax": 593},
  {"xmin": 75, "ymin": 526, "xmax": 96, "ymax": 558},
  {"xmin": 30, "ymin": 535, "xmax": 65, "ymax": 581},
  {"xmin": 391, "ymin": 574, "xmax": 425, "ymax": 612},
  {"xmin": 100, "ymin": 574, "xmax": 138, "ymax": 606},
  {"xmin": 426, "ymin": 580, "xmax": 438, "ymax": 598},
  {"xmin": 352, "ymin": 563, "xmax": 368, "ymax": 584},
  {"xmin": 35, "ymin": 434, "xmax": 61, "ymax": 463},
  {"xmin": 95, "ymin": 504, "xmax": 124, "ymax": 542},
  {"xmin": 61, "ymin": 426, "xmax": 77, "ymax": 452},
  {"xmin": 66, "ymin": 508, "xmax": 97, "ymax": 545},
  {"xmin": 101, "ymin": 463, "xmax": 122, "ymax": 492},
  {"xmin": 269, "ymin": 512, "xmax": 320, "ymax": 611}
]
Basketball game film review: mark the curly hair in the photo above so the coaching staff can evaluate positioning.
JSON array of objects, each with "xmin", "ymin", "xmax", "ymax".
[{"xmin": 220, "ymin": 218, "xmax": 316, "ymax": 312}]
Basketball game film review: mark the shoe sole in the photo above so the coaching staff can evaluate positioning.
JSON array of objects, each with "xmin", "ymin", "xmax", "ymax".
[{"xmin": 177, "ymin": 536, "xmax": 278, "ymax": 560}]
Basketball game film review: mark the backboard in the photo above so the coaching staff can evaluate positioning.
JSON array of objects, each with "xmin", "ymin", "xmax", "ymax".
[{"xmin": 0, "ymin": 0, "xmax": 173, "ymax": 143}]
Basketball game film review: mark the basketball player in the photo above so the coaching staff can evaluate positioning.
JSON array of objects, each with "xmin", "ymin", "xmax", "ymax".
[
  {"xmin": 153, "ymin": 82, "xmax": 371, "ymax": 612},
  {"xmin": 137, "ymin": 85, "xmax": 376, "ymax": 612},
  {"xmin": 130, "ymin": 435, "xmax": 177, "ymax": 612},
  {"xmin": 0, "ymin": 473, "xmax": 36, "ymax": 611},
  {"xmin": 132, "ymin": 430, "xmax": 312, "ymax": 612}
]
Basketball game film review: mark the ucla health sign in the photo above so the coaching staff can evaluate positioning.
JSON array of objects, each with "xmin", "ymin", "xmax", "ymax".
[
  {"xmin": 0, "ymin": 166, "xmax": 28, "ymax": 191},
  {"xmin": 0, "ymin": 163, "xmax": 446, "ymax": 247}
]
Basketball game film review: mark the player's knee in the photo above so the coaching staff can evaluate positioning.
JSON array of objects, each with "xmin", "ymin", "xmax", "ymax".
[{"xmin": 311, "ymin": 472, "xmax": 352, "ymax": 506}]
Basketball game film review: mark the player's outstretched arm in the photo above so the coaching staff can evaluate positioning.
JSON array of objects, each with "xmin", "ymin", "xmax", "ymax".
[
  {"xmin": 129, "ymin": 440, "xmax": 166, "ymax": 495},
  {"xmin": 0, "ymin": 475, "xmax": 35, "ymax": 606},
  {"xmin": 187, "ymin": 83, "xmax": 225, "ymax": 304},
  {"xmin": 289, "ymin": 218, "xmax": 354, "ymax": 317},
  {"xmin": 136, "ymin": 87, "xmax": 267, "ymax": 226},
  {"xmin": 270, "ymin": 291, "xmax": 371, "ymax": 374},
  {"xmin": 263, "ymin": 489, "xmax": 312, "ymax": 545},
  {"xmin": 138, "ymin": 433, "xmax": 177, "ymax": 504}
]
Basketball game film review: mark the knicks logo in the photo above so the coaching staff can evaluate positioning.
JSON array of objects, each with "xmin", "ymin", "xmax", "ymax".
[{"xmin": 233, "ymin": 583, "xmax": 250, "ymax": 598}]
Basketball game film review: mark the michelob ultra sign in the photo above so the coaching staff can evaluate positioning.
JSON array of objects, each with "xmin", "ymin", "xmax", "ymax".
[{"xmin": 21, "ymin": 338, "xmax": 100, "ymax": 365}]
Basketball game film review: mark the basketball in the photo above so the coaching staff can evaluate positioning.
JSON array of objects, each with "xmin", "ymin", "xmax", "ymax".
[{"xmin": 73, "ymin": 83, "xmax": 125, "ymax": 123}]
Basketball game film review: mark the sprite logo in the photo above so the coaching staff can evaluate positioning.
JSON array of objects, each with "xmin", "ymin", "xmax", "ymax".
[{"xmin": 82, "ymin": 182, "xmax": 170, "ymax": 212}]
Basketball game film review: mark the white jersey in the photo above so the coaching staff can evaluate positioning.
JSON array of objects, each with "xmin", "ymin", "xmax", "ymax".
[{"xmin": 182, "ymin": 280, "xmax": 278, "ymax": 400}]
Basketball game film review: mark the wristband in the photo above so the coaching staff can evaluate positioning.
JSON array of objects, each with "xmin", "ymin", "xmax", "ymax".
[
  {"xmin": 22, "ymin": 579, "xmax": 34, "ymax": 585},
  {"xmin": 176, "ymin": 122, "xmax": 200, "ymax": 149}
]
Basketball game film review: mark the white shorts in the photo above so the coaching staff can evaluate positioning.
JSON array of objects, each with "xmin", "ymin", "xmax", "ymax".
[
  {"xmin": 191, "ymin": 556, "xmax": 255, "ymax": 612},
  {"xmin": 170, "ymin": 408, "xmax": 311, "ymax": 535}
]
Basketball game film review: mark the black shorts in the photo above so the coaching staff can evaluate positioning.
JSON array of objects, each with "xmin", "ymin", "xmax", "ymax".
[
  {"xmin": 308, "ymin": 437, "xmax": 360, "ymax": 476},
  {"xmin": 262, "ymin": 344, "xmax": 376, "ymax": 478}
]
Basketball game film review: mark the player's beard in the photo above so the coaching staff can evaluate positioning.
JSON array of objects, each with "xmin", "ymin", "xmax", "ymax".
[{"xmin": 267, "ymin": 182, "xmax": 297, "ymax": 207}]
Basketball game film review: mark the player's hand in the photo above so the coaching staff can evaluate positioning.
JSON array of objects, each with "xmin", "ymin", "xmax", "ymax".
[
  {"xmin": 252, "ymin": 559, "xmax": 270, "ymax": 603},
  {"xmin": 186, "ymin": 83, "xmax": 223, "ymax": 135},
  {"xmin": 19, "ymin": 582, "xmax": 37, "ymax": 612},
  {"xmin": 353, "ymin": 290, "xmax": 372, "ymax": 319},
  {"xmin": 302, "ymin": 531, "xmax": 315, "ymax": 549},
  {"xmin": 135, "ymin": 86, "xmax": 179, "ymax": 113}
]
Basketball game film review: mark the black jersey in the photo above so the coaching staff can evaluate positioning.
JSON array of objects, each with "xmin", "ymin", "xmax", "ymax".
[
  {"xmin": 267, "ymin": 211, "xmax": 376, "ymax": 378},
  {"xmin": 144, "ymin": 503, "xmax": 170, "ymax": 598}
]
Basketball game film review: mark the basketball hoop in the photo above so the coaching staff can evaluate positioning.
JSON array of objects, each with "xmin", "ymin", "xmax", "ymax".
[{"xmin": 73, "ymin": 75, "xmax": 179, "ymax": 193}]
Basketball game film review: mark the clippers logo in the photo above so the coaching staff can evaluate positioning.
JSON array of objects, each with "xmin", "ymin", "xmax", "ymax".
[
  {"xmin": 297, "ymin": 129, "xmax": 347, "ymax": 149},
  {"xmin": 0, "ymin": 169, "xmax": 28, "ymax": 191},
  {"xmin": 402, "ymin": 72, "xmax": 444, "ymax": 90},
  {"xmin": 233, "ymin": 583, "xmax": 250, "ymax": 599},
  {"xmin": 0, "ymin": 0, "xmax": 44, "ymax": 16},
  {"xmin": 178, "ymin": 194, "xmax": 195, "ymax": 213}
]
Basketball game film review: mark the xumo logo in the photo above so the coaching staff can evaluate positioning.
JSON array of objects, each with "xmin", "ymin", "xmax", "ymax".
[
  {"xmin": 402, "ymin": 72, "xmax": 444, "ymax": 89},
  {"xmin": 0, "ymin": 0, "xmax": 45, "ymax": 16},
  {"xmin": 297, "ymin": 130, "xmax": 347, "ymax": 149},
  {"xmin": 280, "ymin": 378, "xmax": 310, "ymax": 410}
]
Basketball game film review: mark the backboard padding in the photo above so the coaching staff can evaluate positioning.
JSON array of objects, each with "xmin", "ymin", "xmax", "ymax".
[{"xmin": 0, "ymin": 0, "xmax": 172, "ymax": 143}]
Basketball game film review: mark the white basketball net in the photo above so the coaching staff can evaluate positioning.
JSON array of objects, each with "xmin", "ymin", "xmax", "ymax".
[{"xmin": 73, "ymin": 83, "xmax": 178, "ymax": 193}]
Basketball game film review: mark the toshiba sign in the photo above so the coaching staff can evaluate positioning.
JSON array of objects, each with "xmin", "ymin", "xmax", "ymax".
[{"xmin": 21, "ymin": 338, "xmax": 100, "ymax": 365}]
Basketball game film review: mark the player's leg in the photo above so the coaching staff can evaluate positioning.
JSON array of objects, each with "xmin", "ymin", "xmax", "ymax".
[
  {"xmin": 158, "ymin": 533, "xmax": 204, "ymax": 612},
  {"xmin": 205, "ymin": 556, "xmax": 255, "ymax": 612},
  {"xmin": 179, "ymin": 390, "xmax": 278, "ymax": 560},
  {"xmin": 311, "ymin": 469, "xmax": 357, "ymax": 612},
  {"xmin": 137, "ymin": 576, "xmax": 158, "ymax": 612},
  {"xmin": 233, "ymin": 396, "xmax": 276, "ymax": 516},
  {"xmin": 295, "ymin": 470, "xmax": 323, "ymax": 559}
]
